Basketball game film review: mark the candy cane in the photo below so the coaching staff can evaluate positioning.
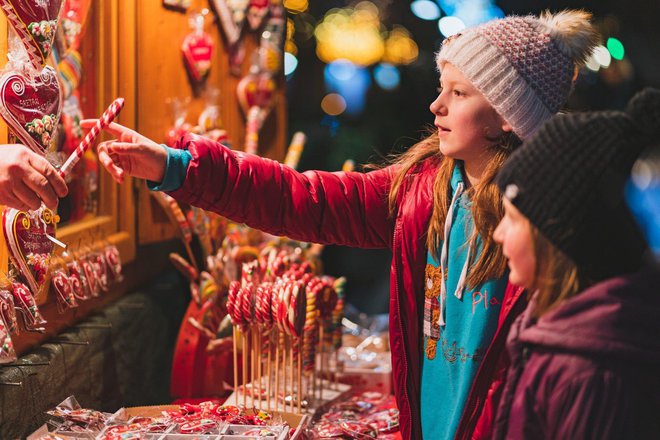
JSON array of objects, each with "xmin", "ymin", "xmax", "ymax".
[{"xmin": 59, "ymin": 98, "xmax": 125, "ymax": 178}]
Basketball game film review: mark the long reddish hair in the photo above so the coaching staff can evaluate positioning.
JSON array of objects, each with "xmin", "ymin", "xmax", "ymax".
[{"xmin": 387, "ymin": 130, "xmax": 520, "ymax": 288}]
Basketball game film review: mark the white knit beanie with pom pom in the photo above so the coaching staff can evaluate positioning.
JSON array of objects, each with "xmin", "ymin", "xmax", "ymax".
[{"xmin": 437, "ymin": 10, "xmax": 599, "ymax": 140}]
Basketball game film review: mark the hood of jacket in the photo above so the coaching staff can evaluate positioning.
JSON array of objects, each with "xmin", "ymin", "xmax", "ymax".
[{"xmin": 519, "ymin": 266, "xmax": 660, "ymax": 365}]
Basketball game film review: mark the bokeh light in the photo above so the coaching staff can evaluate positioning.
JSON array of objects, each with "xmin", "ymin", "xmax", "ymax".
[
  {"xmin": 374, "ymin": 63, "xmax": 400, "ymax": 90},
  {"xmin": 592, "ymin": 45, "xmax": 612, "ymax": 68},
  {"xmin": 321, "ymin": 93, "xmax": 347, "ymax": 116},
  {"xmin": 324, "ymin": 61, "xmax": 371, "ymax": 116},
  {"xmin": 438, "ymin": 16, "xmax": 465, "ymax": 38},
  {"xmin": 411, "ymin": 0, "xmax": 441, "ymax": 21},
  {"xmin": 383, "ymin": 26, "xmax": 419, "ymax": 65},
  {"xmin": 284, "ymin": 52, "xmax": 299, "ymax": 76},
  {"xmin": 607, "ymin": 37, "xmax": 625, "ymax": 60},
  {"xmin": 315, "ymin": 2, "xmax": 385, "ymax": 65}
]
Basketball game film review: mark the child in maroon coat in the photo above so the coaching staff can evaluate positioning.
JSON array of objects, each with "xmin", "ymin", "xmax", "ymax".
[{"xmin": 492, "ymin": 88, "xmax": 660, "ymax": 439}]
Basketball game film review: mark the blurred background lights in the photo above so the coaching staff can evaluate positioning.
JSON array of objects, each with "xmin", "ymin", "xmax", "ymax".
[
  {"xmin": 436, "ymin": 0, "xmax": 503, "ymax": 26},
  {"xmin": 383, "ymin": 26, "xmax": 419, "ymax": 65},
  {"xmin": 592, "ymin": 45, "xmax": 612, "ymax": 68},
  {"xmin": 314, "ymin": 2, "xmax": 385, "ymax": 65},
  {"xmin": 283, "ymin": 0, "xmax": 308, "ymax": 14},
  {"xmin": 374, "ymin": 63, "xmax": 400, "ymax": 90},
  {"xmin": 438, "ymin": 15, "xmax": 466, "ymax": 37},
  {"xmin": 284, "ymin": 52, "xmax": 298, "ymax": 76},
  {"xmin": 326, "ymin": 59, "xmax": 358, "ymax": 81},
  {"xmin": 411, "ymin": 0, "xmax": 441, "ymax": 21},
  {"xmin": 324, "ymin": 61, "xmax": 371, "ymax": 116},
  {"xmin": 321, "ymin": 93, "xmax": 347, "ymax": 116},
  {"xmin": 585, "ymin": 53, "xmax": 601, "ymax": 72},
  {"xmin": 607, "ymin": 37, "xmax": 625, "ymax": 60}
]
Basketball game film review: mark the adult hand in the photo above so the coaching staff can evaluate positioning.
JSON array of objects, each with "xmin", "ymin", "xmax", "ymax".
[
  {"xmin": 79, "ymin": 120, "xmax": 167, "ymax": 184},
  {"xmin": 0, "ymin": 145, "xmax": 68, "ymax": 211}
]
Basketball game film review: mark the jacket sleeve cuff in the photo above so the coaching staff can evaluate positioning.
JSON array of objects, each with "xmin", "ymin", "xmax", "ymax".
[{"xmin": 147, "ymin": 145, "xmax": 192, "ymax": 192}]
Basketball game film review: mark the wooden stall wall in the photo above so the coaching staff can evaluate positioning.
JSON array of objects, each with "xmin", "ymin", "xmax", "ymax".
[{"xmin": 135, "ymin": 0, "xmax": 287, "ymax": 245}]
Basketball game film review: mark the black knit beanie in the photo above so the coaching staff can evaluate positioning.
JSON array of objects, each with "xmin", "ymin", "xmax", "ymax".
[{"xmin": 496, "ymin": 88, "xmax": 660, "ymax": 281}]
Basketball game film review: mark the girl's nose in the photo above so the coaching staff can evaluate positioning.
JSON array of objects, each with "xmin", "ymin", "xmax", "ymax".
[{"xmin": 429, "ymin": 94, "xmax": 447, "ymax": 116}]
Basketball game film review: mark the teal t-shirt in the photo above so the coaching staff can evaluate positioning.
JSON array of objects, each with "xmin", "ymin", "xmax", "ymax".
[{"xmin": 420, "ymin": 164, "xmax": 508, "ymax": 439}]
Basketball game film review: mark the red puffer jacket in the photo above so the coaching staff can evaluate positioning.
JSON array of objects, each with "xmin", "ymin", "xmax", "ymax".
[{"xmin": 168, "ymin": 134, "xmax": 526, "ymax": 439}]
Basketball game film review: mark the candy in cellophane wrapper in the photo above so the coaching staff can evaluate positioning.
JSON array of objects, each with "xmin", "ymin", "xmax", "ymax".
[
  {"xmin": 0, "ymin": 34, "xmax": 63, "ymax": 158},
  {"xmin": 0, "ymin": 306, "xmax": 16, "ymax": 364},
  {"xmin": 308, "ymin": 391, "xmax": 400, "ymax": 439},
  {"xmin": 45, "ymin": 396, "xmax": 110, "ymax": 433}
]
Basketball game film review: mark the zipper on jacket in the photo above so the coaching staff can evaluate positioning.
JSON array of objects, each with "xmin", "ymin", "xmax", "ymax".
[{"xmin": 393, "ymin": 223, "xmax": 414, "ymax": 437}]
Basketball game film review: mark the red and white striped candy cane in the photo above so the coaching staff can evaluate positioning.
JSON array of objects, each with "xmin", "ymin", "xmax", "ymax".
[{"xmin": 59, "ymin": 97, "xmax": 125, "ymax": 178}]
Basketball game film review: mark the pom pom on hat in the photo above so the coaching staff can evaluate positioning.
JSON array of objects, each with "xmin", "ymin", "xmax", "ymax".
[{"xmin": 538, "ymin": 9, "xmax": 599, "ymax": 65}]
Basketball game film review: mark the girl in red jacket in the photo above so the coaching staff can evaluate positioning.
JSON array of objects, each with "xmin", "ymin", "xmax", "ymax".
[
  {"xmin": 84, "ymin": 10, "xmax": 596, "ymax": 439},
  {"xmin": 492, "ymin": 88, "xmax": 660, "ymax": 439}
]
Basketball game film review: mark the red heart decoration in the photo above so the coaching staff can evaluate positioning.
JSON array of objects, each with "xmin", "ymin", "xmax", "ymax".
[
  {"xmin": 11, "ymin": 281, "xmax": 46, "ymax": 332},
  {"xmin": 0, "ymin": 0, "xmax": 65, "ymax": 70},
  {"xmin": 67, "ymin": 258, "xmax": 91, "ymax": 300},
  {"xmin": 81, "ymin": 257, "xmax": 99, "ymax": 297},
  {"xmin": 104, "ymin": 244, "xmax": 123, "ymax": 282},
  {"xmin": 2, "ymin": 208, "xmax": 58, "ymax": 299},
  {"xmin": 0, "ymin": 289, "xmax": 18, "ymax": 335},
  {"xmin": 93, "ymin": 252, "xmax": 109, "ymax": 292},
  {"xmin": 0, "ymin": 66, "xmax": 63, "ymax": 155},
  {"xmin": 247, "ymin": 0, "xmax": 268, "ymax": 30},
  {"xmin": 52, "ymin": 269, "xmax": 78, "ymax": 312},
  {"xmin": 61, "ymin": 0, "xmax": 92, "ymax": 50},
  {"xmin": 210, "ymin": 0, "xmax": 248, "ymax": 44},
  {"xmin": 236, "ymin": 72, "xmax": 276, "ymax": 115},
  {"xmin": 0, "ymin": 315, "xmax": 16, "ymax": 363},
  {"xmin": 182, "ymin": 32, "xmax": 214, "ymax": 82}
]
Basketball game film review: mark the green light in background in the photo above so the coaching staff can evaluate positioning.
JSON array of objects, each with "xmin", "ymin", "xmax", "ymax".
[{"xmin": 607, "ymin": 37, "xmax": 625, "ymax": 60}]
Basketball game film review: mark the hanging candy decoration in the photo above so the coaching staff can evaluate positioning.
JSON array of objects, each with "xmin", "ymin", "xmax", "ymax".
[
  {"xmin": 11, "ymin": 281, "xmax": 46, "ymax": 332},
  {"xmin": 52, "ymin": 269, "xmax": 77, "ymax": 312},
  {"xmin": 67, "ymin": 256, "xmax": 91, "ymax": 300},
  {"xmin": 0, "ymin": 0, "xmax": 65, "ymax": 71},
  {"xmin": 247, "ymin": 0, "xmax": 269, "ymax": 30},
  {"xmin": 0, "ymin": 312, "xmax": 16, "ymax": 364},
  {"xmin": 58, "ymin": 50, "xmax": 83, "ymax": 99},
  {"xmin": 0, "ymin": 288, "xmax": 18, "ymax": 335},
  {"xmin": 60, "ymin": 0, "xmax": 92, "ymax": 52},
  {"xmin": 209, "ymin": 0, "xmax": 246, "ymax": 45},
  {"xmin": 259, "ymin": 9, "xmax": 285, "ymax": 76},
  {"xmin": 209, "ymin": 0, "xmax": 249, "ymax": 75},
  {"xmin": 236, "ymin": 63, "xmax": 276, "ymax": 155},
  {"xmin": 181, "ymin": 10, "xmax": 214, "ymax": 84},
  {"xmin": 2, "ymin": 207, "xmax": 59, "ymax": 299},
  {"xmin": 0, "ymin": 65, "xmax": 62, "ymax": 155},
  {"xmin": 51, "ymin": 254, "xmax": 78, "ymax": 313}
]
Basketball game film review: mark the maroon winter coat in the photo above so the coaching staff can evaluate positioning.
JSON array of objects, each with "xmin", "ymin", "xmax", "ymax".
[
  {"xmin": 493, "ymin": 266, "xmax": 660, "ymax": 439},
  {"xmin": 168, "ymin": 135, "xmax": 526, "ymax": 439}
]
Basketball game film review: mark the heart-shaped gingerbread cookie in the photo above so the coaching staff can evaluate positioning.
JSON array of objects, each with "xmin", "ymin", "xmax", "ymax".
[
  {"xmin": 0, "ymin": 66, "xmax": 62, "ymax": 155},
  {"xmin": 0, "ymin": 0, "xmax": 65, "ymax": 70},
  {"xmin": 2, "ymin": 207, "xmax": 58, "ymax": 300}
]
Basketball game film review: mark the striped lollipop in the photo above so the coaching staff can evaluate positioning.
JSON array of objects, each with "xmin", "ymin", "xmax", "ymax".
[{"xmin": 59, "ymin": 97, "xmax": 125, "ymax": 178}]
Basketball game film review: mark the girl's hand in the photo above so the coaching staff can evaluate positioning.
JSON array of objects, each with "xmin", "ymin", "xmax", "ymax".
[{"xmin": 80, "ymin": 120, "xmax": 168, "ymax": 184}]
